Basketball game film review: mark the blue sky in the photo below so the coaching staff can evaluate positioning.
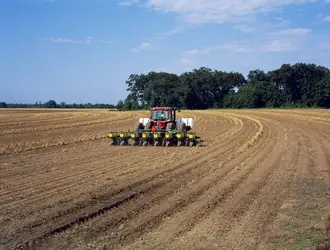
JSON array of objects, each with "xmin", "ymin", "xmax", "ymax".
[{"xmin": 1, "ymin": 0, "xmax": 330, "ymax": 104}]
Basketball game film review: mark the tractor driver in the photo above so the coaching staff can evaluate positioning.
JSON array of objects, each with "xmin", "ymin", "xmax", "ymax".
[{"xmin": 159, "ymin": 110, "xmax": 168, "ymax": 120}]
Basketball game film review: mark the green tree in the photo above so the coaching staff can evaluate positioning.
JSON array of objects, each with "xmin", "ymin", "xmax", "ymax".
[
  {"xmin": 0, "ymin": 102, "xmax": 7, "ymax": 108},
  {"xmin": 314, "ymin": 72, "xmax": 330, "ymax": 107},
  {"xmin": 116, "ymin": 100, "xmax": 124, "ymax": 109},
  {"xmin": 121, "ymin": 63, "xmax": 330, "ymax": 110},
  {"xmin": 44, "ymin": 100, "xmax": 57, "ymax": 108}
]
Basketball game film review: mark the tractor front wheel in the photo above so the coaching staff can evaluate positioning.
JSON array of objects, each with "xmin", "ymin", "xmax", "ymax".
[{"xmin": 176, "ymin": 122, "xmax": 187, "ymax": 132}]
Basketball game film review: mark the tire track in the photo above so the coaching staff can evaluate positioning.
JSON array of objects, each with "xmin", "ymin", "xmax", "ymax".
[
  {"xmin": 217, "ymin": 122, "xmax": 302, "ymax": 249},
  {"xmin": 308, "ymin": 126, "xmax": 330, "ymax": 180},
  {"xmin": 120, "ymin": 115, "xmax": 281, "ymax": 249},
  {"xmin": 1, "ymin": 109, "xmax": 329, "ymax": 250},
  {"xmin": 22, "ymin": 114, "xmax": 267, "ymax": 249},
  {"xmin": 0, "ymin": 117, "xmax": 136, "ymax": 155},
  {"xmin": 0, "ymin": 115, "xmax": 134, "ymax": 135},
  {"xmin": 0, "ymin": 113, "xmax": 237, "ymax": 240},
  {"xmin": 1, "ymin": 112, "xmax": 255, "ymax": 248},
  {"xmin": 0, "ymin": 111, "xmax": 92, "ymax": 128},
  {"xmin": 153, "ymin": 112, "xmax": 300, "ymax": 250},
  {"xmin": 0, "ymin": 112, "xmax": 232, "ymax": 195}
]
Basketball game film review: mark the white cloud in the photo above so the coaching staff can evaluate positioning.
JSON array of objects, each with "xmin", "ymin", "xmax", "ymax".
[
  {"xmin": 238, "ymin": 27, "xmax": 312, "ymax": 51},
  {"xmin": 316, "ymin": 12, "xmax": 330, "ymax": 21},
  {"xmin": 132, "ymin": 42, "xmax": 154, "ymax": 52},
  {"xmin": 129, "ymin": 0, "xmax": 319, "ymax": 24},
  {"xmin": 154, "ymin": 26, "xmax": 186, "ymax": 40},
  {"xmin": 323, "ymin": 15, "xmax": 330, "ymax": 21},
  {"xmin": 272, "ymin": 27, "xmax": 311, "ymax": 35},
  {"xmin": 185, "ymin": 49, "xmax": 199, "ymax": 55},
  {"xmin": 176, "ymin": 57, "xmax": 199, "ymax": 71},
  {"xmin": 185, "ymin": 26, "xmax": 312, "ymax": 55},
  {"xmin": 178, "ymin": 58, "xmax": 198, "ymax": 65},
  {"xmin": 118, "ymin": 0, "xmax": 139, "ymax": 6},
  {"xmin": 47, "ymin": 37, "xmax": 112, "ymax": 44},
  {"xmin": 183, "ymin": 49, "xmax": 208, "ymax": 55},
  {"xmin": 131, "ymin": 26, "xmax": 185, "ymax": 52},
  {"xmin": 51, "ymin": 38, "xmax": 72, "ymax": 43},
  {"xmin": 233, "ymin": 24, "xmax": 255, "ymax": 32},
  {"xmin": 263, "ymin": 17, "xmax": 290, "ymax": 28},
  {"xmin": 261, "ymin": 39, "xmax": 295, "ymax": 51},
  {"xmin": 124, "ymin": 0, "xmax": 323, "ymax": 55},
  {"xmin": 220, "ymin": 44, "xmax": 251, "ymax": 52}
]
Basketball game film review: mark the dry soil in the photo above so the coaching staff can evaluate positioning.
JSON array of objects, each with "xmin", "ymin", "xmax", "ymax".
[{"xmin": 0, "ymin": 108, "xmax": 329, "ymax": 249}]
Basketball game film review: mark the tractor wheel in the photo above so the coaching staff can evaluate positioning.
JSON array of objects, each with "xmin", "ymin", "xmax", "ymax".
[
  {"xmin": 134, "ymin": 139, "xmax": 140, "ymax": 146},
  {"xmin": 136, "ymin": 122, "xmax": 144, "ymax": 130},
  {"xmin": 166, "ymin": 122, "xmax": 175, "ymax": 130},
  {"xmin": 176, "ymin": 122, "xmax": 187, "ymax": 132},
  {"xmin": 145, "ymin": 121, "xmax": 152, "ymax": 130}
]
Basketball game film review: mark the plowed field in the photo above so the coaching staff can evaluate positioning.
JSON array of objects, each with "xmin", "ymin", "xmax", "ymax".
[{"xmin": 0, "ymin": 108, "xmax": 329, "ymax": 249}]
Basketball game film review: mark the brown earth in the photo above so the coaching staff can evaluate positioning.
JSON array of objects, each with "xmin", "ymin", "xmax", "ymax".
[{"xmin": 0, "ymin": 108, "xmax": 329, "ymax": 249}]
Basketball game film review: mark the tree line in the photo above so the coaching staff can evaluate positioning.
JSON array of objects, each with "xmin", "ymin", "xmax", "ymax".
[
  {"xmin": 0, "ymin": 100, "xmax": 115, "ymax": 109},
  {"xmin": 117, "ymin": 62, "xmax": 330, "ymax": 110}
]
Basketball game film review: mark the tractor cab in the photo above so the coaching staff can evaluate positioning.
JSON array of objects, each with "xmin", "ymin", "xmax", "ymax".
[{"xmin": 150, "ymin": 107, "xmax": 177, "ymax": 122}]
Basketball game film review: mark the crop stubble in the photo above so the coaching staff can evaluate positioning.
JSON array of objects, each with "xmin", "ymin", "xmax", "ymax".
[{"xmin": 0, "ymin": 109, "xmax": 329, "ymax": 249}]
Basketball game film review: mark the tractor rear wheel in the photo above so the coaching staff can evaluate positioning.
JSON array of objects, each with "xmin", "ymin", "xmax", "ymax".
[
  {"xmin": 166, "ymin": 122, "xmax": 175, "ymax": 130},
  {"xmin": 136, "ymin": 122, "xmax": 144, "ymax": 130},
  {"xmin": 176, "ymin": 122, "xmax": 187, "ymax": 132},
  {"xmin": 145, "ymin": 121, "xmax": 152, "ymax": 129}
]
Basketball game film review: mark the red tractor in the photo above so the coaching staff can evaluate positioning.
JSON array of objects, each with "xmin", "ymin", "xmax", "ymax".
[
  {"xmin": 107, "ymin": 106, "xmax": 199, "ymax": 147},
  {"xmin": 136, "ymin": 107, "xmax": 193, "ymax": 132}
]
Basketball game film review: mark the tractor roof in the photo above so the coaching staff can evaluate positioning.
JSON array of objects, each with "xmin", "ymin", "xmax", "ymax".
[{"xmin": 151, "ymin": 107, "xmax": 173, "ymax": 110}]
